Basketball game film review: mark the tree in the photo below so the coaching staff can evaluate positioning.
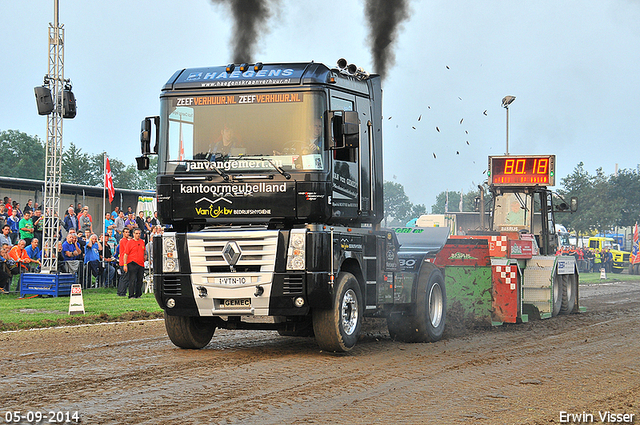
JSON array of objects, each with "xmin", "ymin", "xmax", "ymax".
[
  {"xmin": 383, "ymin": 181, "xmax": 424, "ymax": 226},
  {"xmin": 0, "ymin": 130, "xmax": 46, "ymax": 180}
]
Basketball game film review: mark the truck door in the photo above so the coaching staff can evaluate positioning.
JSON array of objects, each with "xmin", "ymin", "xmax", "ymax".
[{"xmin": 329, "ymin": 93, "xmax": 360, "ymax": 221}]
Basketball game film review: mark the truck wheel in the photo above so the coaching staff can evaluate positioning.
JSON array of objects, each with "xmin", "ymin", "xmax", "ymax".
[
  {"xmin": 164, "ymin": 311, "xmax": 215, "ymax": 349},
  {"xmin": 312, "ymin": 272, "xmax": 362, "ymax": 352},
  {"xmin": 387, "ymin": 263, "xmax": 446, "ymax": 343},
  {"xmin": 552, "ymin": 273, "xmax": 562, "ymax": 317},
  {"xmin": 560, "ymin": 273, "xmax": 578, "ymax": 314}
]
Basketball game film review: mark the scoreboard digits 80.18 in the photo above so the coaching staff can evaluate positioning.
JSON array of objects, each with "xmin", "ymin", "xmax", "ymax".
[{"xmin": 488, "ymin": 155, "xmax": 555, "ymax": 187}]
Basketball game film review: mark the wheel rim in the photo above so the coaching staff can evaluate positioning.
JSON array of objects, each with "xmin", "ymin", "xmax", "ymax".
[
  {"xmin": 428, "ymin": 283, "xmax": 444, "ymax": 328},
  {"xmin": 341, "ymin": 288, "xmax": 359, "ymax": 336}
]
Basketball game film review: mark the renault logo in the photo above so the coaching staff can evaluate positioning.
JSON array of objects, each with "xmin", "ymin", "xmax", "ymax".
[{"xmin": 222, "ymin": 241, "xmax": 242, "ymax": 266}]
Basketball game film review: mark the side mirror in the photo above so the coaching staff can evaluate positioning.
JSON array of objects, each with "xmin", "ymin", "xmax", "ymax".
[
  {"xmin": 136, "ymin": 155, "xmax": 150, "ymax": 170},
  {"xmin": 570, "ymin": 196, "xmax": 578, "ymax": 213},
  {"xmin": 342, "ymin": 110, "xmax": 360, "ymax": 148},
  {"xmin": 327, "ymin": 110, "xmax": 360, "ymax": 149},
  {"xmin": 140, "ymin": 118, "xmax": 152, "ymax": 155}
]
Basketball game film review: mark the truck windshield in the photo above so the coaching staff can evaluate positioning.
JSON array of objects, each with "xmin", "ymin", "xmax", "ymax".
[
  {"xmin": 159, "ymin": 91, "xmax": 326, "ymax": 174},
  {"xmin": 493, "ymin": 192, "xmax": 532, "ymax": 232}
]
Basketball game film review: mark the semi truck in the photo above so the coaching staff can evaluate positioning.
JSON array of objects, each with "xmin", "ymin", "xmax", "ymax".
[
  {"xmin": 587, "ymin": 236, "xmax": 631, "ymax": 273},
  {"xmin": 136, "ymin": 61, "xmax": 449, "ymax": 352}
]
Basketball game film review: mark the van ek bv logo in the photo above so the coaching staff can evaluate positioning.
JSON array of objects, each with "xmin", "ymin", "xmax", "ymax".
[{"xmin": 195, "ymin": 205, "xmax": 232, "ymax": 218}]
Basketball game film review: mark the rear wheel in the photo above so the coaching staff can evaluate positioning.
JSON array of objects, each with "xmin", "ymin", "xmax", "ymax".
[
  {"xmin": 388, "ymin": 263, "xmax": 446, "ymax": 343},
  {"xmin": 164, "ymin": 311, "xmax": 216, "ymax": 349},
  {"xmin": 312, "ymin": 272, "xmax": 362, "ymax": 352},
  {"xmin": 560, "ymin": 273, "xmax": 578, "ymax": 314}
]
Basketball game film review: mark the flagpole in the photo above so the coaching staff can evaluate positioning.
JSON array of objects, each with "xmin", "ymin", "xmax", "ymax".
[{"xmin": 103, "ymin": 152, "xmax": 107, "ymax": 266}]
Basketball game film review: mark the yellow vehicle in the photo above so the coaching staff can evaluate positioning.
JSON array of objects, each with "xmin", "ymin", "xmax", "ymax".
[{"xmin": 588, "ymin": 237, "xmax": 631, "ymax": 273}]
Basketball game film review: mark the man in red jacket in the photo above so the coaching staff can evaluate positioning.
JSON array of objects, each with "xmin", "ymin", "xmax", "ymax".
[{"xmin": 123, "ymin": 228, "xmax": 146, "ymax": 298}]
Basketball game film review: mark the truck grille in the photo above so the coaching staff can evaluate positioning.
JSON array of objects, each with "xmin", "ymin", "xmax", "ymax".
[
  {"xmin": 187, "ymin": 230, "xmax": 279, "ymax": 274},
  {"xmin": 623, "ymin": 254, "xmax": 630, "ymax": 262}
]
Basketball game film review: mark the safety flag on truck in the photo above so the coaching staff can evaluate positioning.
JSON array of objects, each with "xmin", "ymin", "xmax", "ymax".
[
  {"xmin": 105, "ymin": 157, "xmax": 115, "ymax": 203},
  {"xmin": 633, "ymin": 222, "xmax": 639, "ymax": 264}
]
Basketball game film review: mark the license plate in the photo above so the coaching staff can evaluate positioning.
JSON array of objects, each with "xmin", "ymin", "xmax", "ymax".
[
  {"xmin": 213, "ymin": 277, "xmax": 248, "ymax": 285},
  {"xmin": 221, "ymin": 299, "xmax": 251, "ymax": 308}
]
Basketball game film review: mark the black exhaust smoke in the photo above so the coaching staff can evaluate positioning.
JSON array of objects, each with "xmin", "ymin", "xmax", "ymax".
[
  {"xmin": 365, "ymin": 0, "xmax": 410, "ymax": 80},
  {"xmin": 211, "ymin": 0, "xmax": 279, "ymax": 64}
]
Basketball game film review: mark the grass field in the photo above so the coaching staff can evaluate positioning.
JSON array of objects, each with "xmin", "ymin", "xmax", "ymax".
[{"xmin": 0, "ymin": 287, "xmax": 162, "ymax": 332}]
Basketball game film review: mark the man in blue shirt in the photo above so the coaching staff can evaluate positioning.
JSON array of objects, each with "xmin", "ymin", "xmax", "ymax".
[{"xmin": 24, "ymin": 238, "xmax": 41, "ymax": 272}]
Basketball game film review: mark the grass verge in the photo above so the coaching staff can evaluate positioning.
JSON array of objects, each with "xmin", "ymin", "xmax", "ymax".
[
  {"xmin": 578, "ymin": 271, "xmax": 640, "ymax": 284},
  {"xmin": 0, "ymin": 287, "xmax": 163, "ymax": 332}
]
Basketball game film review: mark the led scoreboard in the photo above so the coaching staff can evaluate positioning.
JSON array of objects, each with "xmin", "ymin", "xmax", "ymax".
[{"xmin": 488, "ymin": 155, "xmax": 555, "ymax": 187}]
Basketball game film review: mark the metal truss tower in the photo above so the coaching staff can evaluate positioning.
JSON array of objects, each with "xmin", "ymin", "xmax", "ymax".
[{"xmin": 41, "ymin": 1, "xmax": 65, "ymax": 273}]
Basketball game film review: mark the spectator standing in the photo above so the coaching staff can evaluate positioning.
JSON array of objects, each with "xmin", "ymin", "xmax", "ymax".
[
  {"xmin": 150, "ymin": 211, "xmax": 160, "ymax": 227},
  {"xmin": 123, "ymin": 228, "xmax": 146, "ymax": 298},
  {"xmin": 63, "ymin": 207, "xmax": 79, "ymax": 233},
  {"xmin": 0, "ymin": 205, "xmax": 8, "ymax": 228},
  {"xmin": 23, "ymin": 199, "xmax": 34, "ymax": 214},
  {"xmin": 31, "ymin": 209, "xmax": 43, "ymax": 243},
  {"xmin": 3, "ymin": 197, "xmax": 13, "ymax": 216},
  {"xmin": 12, "ymin": 202, "xmax": 23, "ymax": 219},
  {"xmin": 116, "ymin": 228, "xmax": 131, "ymax": 296},
  {"xmin": 75, "ymin": 202, "xmax": 83, "ymax": 215},
  {"xmin": 79, "ymin": 207, "xmax": 93, "ymax": 234},
  {"xmin": 0, "ymin": 225, "xmax": 13, "ymax": 248},
  {"xmin": 114, "ymin": 211, "xmax": 126, "ymax": 242},
  {"xmin": 104, "ymin": 212, "xmax": 115, "ymax": 235},
  {"xmin": 19, "ymin": 210, "xmax": 34, "ymax": 246},
  {"xmin": 111, "ymin": 206, "xmax": 121, "ymax": 220},
  {"xmin": 136, "ymin": 211, "xmax": 146, "ymax": 239},
  {"xmin": 7, "ymin": 210, "xmax": 20, "ymax": 244}
]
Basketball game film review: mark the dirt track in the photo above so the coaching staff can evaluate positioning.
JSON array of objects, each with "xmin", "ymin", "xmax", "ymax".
[{"xmin": 2, "ymin": 281, "xmax": 639, "ymax": 425}]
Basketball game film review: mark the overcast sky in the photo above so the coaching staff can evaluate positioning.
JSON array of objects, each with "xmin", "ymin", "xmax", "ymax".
[{"xmin": 2, "ymin": 0, "xmax": 639, "ymax": 211}]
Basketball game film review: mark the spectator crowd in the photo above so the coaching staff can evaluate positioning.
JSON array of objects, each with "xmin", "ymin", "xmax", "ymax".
[{"xmin": 0, "ymin": 195, "xmax": 162, "ymax": 297}]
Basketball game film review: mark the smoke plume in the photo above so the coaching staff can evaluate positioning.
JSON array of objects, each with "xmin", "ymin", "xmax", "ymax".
[
  {"xmin": 365, "ymin": 0, "xmax": 410, "ymax": 79},
  {"xmin": 211, "ymin": 0, "xmax": 279, "ymax": 64}
]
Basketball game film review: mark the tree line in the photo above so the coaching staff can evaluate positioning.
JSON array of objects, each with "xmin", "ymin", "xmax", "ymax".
[{"xmin": 0, "ymin": 129, "xmax": 156, "ymax": 190}]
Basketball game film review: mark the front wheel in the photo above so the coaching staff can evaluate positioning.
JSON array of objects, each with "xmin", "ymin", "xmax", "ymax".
[
  {"xmin": 552, "ymin": 272, "xmax": 563, "ymax": 317},
  {"xmin": 312, "ymin": 272, "xmax": 362, "ymax": 352},
  {"xmin": 164, "ymin": 311, "xmax": 216, "ymax": 349}
]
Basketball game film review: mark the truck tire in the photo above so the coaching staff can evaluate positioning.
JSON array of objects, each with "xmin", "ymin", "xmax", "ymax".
[
  {"xmin": 387, "ymin": 263, "xmax": 446, "ymax": 343},
  {"xmin": 164, "ymin": 311, "xmax": 215, "ymax": 349},
  {"xmin": 552, "ymin": 272, "xmax": 562, "ymax": 317},
  {"xmin": 312, "ymin": 272, "xmax": 362, "ymax": 352},
  {"xmin": 560, "ymin": 273, "xmax": 578, "ymax": 314}
]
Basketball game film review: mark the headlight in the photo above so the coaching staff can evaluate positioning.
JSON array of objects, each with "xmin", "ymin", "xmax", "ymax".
[
  {"xmin": 287, "ymin": 229, "xmax": 306, "ymax": 271},
  {"xmin": 163, "ymin": 234, "xmax": 179, "ymax": 273}
]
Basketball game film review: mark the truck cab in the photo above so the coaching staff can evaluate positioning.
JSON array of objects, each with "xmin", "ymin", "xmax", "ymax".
[
  {"xmin": 138, "ymin": 61, "xmax": 446, "ymax": 352},
  {"xmin": 588, "ymin": 236, "xmax": 630, "ymax": 273}
]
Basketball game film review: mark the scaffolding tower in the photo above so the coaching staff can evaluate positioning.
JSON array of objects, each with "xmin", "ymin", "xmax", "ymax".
[{"xmin": 41, "ymin": 2, "xmax": 65, "ymax": 273}]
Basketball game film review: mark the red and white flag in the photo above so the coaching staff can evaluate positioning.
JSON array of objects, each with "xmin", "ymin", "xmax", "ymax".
[{"xmin": 105, "ymin": 157, "xmax": 115, "ymax": 203}]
